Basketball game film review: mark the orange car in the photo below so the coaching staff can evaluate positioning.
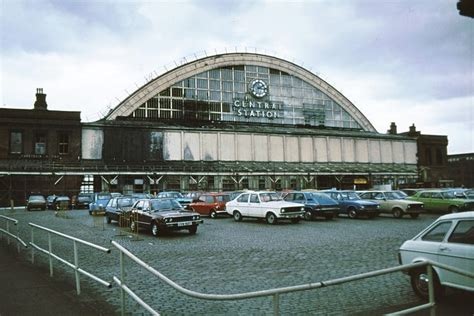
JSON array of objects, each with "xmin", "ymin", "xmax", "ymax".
[{"xmin": 188, "ymin": 193, "xmax": 231, "ymax": 218}]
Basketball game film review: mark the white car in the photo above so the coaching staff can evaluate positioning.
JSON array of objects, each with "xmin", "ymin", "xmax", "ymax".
[
  {"xmin": 398, "ymin": 211, "xmax": 474, "ymax": 299},
  {"xmin": 225, "ymin": 191, "xmax": 305, "ymax": 224}
]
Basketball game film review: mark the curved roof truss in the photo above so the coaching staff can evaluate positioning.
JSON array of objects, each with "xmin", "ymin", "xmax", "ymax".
[{"xmin": 105, "ymin": 53, "xmax": 376, "ymax": 132}]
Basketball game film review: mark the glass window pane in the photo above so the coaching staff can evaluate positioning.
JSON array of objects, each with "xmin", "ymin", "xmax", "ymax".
[
  {"xmin": 210, "ymin": 80, "xmax": 220, "ymax": 90},
  {"xmin": 183, "ymin": 78, "xmax": 195, "ymax": 88},
  {"xmin": 197, "ymin": 90, "xmax": 208, "ymax": 100},
  {"xmin": 234, "ymin": 70, "xmax": 245, "ymax": 82},
  {"xmin": 197, "ymin": 79, "xmax": 208, "ymax": 89},
  {"xmin": 222, "ymin": 81, "xmax": 233, "ymax": 91},
  {"xmin": 184, "ymin": 89, "xmax": 195, "ymax": 99},
  {"xmin": 209, "ymin": 69, "xmax": 220, "ymax": 79},
  {"xmin": 210, "ymin": 91, "xmax": 221, "ymax": 101},
  {"xmin": 234, "ymin": 82, "xmax": 245, "ymax": 93},
  {"xmin": 10, "ymin": 131, "xmax": 22, "ymax": 154},
  {"xmin": 422, "ymin": 221, "xmax": 453, "ymax": 242}
]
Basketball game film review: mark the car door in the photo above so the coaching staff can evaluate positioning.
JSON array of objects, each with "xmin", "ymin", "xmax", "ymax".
[
  {"xmin": 417, "ymin": 220, "xmax": 454, "ymax": 263},
  {"xmin": 192, "ymin": 195, "xmax": 207, "ymax": 214},
  {"xmin": 438, "ymin": 219, "xmax": 474, "ymax": 290},
  {"xmin": 373, "ymin": 192, "xmax": 390, "ymax": 212},
  {"xmin": 430, "ymin": 192, "xmax": 447, "ymax": 212},
  {"xmin": 248, "ymin": 193, "xmax": 262, "ymax": 218},
  {"xmin": 235, "ymin": 193, "xmax": 250, "ymax": 216},
  {"xmin": 417, "ymin": 192, "xmax": 434, "ymax": 211}
]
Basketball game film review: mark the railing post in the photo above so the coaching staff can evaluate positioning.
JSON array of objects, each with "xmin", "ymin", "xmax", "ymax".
[
  {"xmin": 31, "ymin": 227, "xmax": 35, "ymax": 264},
  {"xmin": 73, "ymin": 240, "xmax": 81, "ymax": 295},
  {"xmin": 427, "ymin": 264, "xmax": 435, "ymax": 316},
  {"xmin": 120, "ymin": 249, "xmax": 126, "ymax": 316},
  {"xmin": 6, "ymin": 221, "xmax": 10, "ymax": 245},
  {"xmin": 273, "ymin": 293, "xmax": 280, "ymax": 316},
  {"xmin": 48, "ymin": 232, "xmax": 54, "ymax": 276},
  {"xmin": 16, "ymin": 223, "xmax": 20, "ymax": 253}
]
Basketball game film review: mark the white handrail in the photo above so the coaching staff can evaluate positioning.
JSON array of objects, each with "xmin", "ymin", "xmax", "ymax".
[
  {"xmin": 112, "ymin": 240, "xmax": 474, "ymax": 315},
  {"xmin": 0, "ymin": 215, "xmax": 28, "ymax": 251},
  {"xmin": 29, "ymin": 223, "xmax": 112, "ymax": 295}
]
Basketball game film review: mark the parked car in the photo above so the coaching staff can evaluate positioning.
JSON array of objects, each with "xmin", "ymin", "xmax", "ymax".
[
  {"xmin": 466, "ymin": 190, "xmax": 474, "ymax": 199},
  {"xmin": 225, "ymin": 191, "xmax": 304, "ymax": 224},
  {"xmin": 129, "ymin": 198, "xmax": 203, "ymax": 236},
  {"xmin": 407, "ymin": 190, "xmax": 474, "ymax": 213},
  {"xmin": 401, "ymin": 188, "xmax": 424, "ymax": 196},
  {"xmin": 283, "ymin": 191, "xmax": 339, "ymax": 220},
  {"xmin": 183, "ymin": 191, "xmax": 204, "ymax": 201},
  {"xmin": 89, "ymin": 192, "xmax": 112, "ymax": 215},
  {"xmin": 187, "ymin": 193, "xmax": 231, "ymax": 218},
  {"xmin": 359, "ymin": 191, "xmax": 424, "ymax": 218},
  {"xmin": 72, "ymin": 193, "xmax": 93, "ymax": 209},
  {"xmin": 52, "ymin": 196, "xmax": 72, "ymax": 210},
  {"xmin": 105, "ymin": 196, "xmax": 139, "ymax": 225},
  {"xmin": 46, "ymin": 195, "xmax": 57, "ymax": 210},
  {"xmin": 320, "ymin": 190, "xmax": 380, "ymax": 219},
  {"xmin": 398, "ymin": 211, "xmax": 474, "ymax": 299},
  {"xmin": 156, "ymin": 191, "xmax": 192, "ymax": 207},
  {"xmin": 26, "ymin": 195, "xmax": 46, "ymax": 211}
]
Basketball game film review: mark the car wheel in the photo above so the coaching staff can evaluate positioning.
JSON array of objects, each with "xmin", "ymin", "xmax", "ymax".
[
  {"xmin": 410, "ymin": 213, "xmax": 419, "ymax": 219},
  {"xmin": 233, "ymin": 211, "xmax": 242, "ymax": 222},
  {"xmin": 291, "ymin": 217, "xmax": 300, "ymax": 224},
  {"xmin": 89, "ymin": 210, "xmax": 92, "ymax": 215},
  {"xmin": 210, "ymin": 210, "xmax": 217, "ymax": 219},
  {"xmin": 348, "ymin": 208, "xmax": 358, "ymax": 219},
  {"xmin": 304, "ymin": 210, "xmax": 313, "ymax": 221},
  {"xmin": 392, "ymin": 208, "xmax": 403, "ymax": 218},
  {"xmin": 449, "ymin": 206, "xmax": 459, "ymax": 213},
  {"xmin": 266, "ymin": 213, "xmax": 278, "ymax": 225},
  {"xmin": 189, "ymin": 225, "xmax": 197, "ymax": 235},
  {"xmin": 410, "ymin": 268, "xmax": 443, "ymax": 300},
  {"xmin": 106, "ymin": 215, "xmax": 112, "ymax": 224},
  {"xmin": 151, "ymin": 222, "xmax": 159, "ymax": 236}
]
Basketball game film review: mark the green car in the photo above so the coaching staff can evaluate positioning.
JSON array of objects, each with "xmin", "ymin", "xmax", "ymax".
[{"xmin": 407, "ymin": 190, "xmax": 474, "ymax": 213}]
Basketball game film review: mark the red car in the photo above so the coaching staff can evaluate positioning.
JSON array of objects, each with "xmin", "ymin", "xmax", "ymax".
[{"xmin": 188, "ymin": 193, "xmax": 231, "ymax": 218}]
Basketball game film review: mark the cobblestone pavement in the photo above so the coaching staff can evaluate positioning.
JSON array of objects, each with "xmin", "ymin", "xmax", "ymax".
[{"xmin": 1, "ymin": 207, "xmax": 473, "ymax": 315}]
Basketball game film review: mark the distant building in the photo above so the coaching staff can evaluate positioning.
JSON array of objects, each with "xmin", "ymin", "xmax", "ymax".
[
  {"xmin": 0, "ymin": 89, "xmax": 83, "ymax": 205},
  {"xmin": 397, "ymin": 123, "xmax": 453, "ymax": 188},
  {"xmin": 447, "ymin": 153, "xmax": 474, "ymax": 188}
]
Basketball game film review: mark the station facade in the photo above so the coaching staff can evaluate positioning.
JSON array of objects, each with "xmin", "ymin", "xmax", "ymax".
[{"xmin": 1, "ymin": 53, "xmax": 420, "ymax": 206}]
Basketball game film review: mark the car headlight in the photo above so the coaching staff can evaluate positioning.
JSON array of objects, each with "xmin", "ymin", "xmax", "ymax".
[
  {"xmin": 359, "ymin": 206, "xmax": 365, "ymax": 209},
  {"xmin": 300, "ymin": 207, "xmax": 305, "ymax": 211},
  {"xmin": 376, "ymin": 205, "xmax": 380, "ymax": 209},
  {"xmin": 407, "ymin": 205, "xmax": 411, "ymax": 209},
  {"xmin": 281, "ymin": 209, "xmax": 285, "ymax": 213}
]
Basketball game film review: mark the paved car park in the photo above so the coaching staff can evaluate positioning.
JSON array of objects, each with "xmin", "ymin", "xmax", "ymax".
[{"xmin": 1, "ymin": 207, "xmax": 473, "ymax": 315}]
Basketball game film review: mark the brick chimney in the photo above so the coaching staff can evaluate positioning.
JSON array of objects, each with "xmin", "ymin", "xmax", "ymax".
[
  {"xmin": 388, "ymin": 122, "xmax": 397, "ymax": 135},
  {"xmin": 34, "ymin": 88, "xmax": 47, "ymax": 110}
]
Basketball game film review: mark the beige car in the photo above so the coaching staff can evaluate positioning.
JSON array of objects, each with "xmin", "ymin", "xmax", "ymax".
[{"xmin": 359, "ymin": 191, "xmax": 424, "ymax": 218}]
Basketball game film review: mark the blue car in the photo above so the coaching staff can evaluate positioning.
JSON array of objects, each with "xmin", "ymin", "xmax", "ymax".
[
  {"xmin": 156, "ymin": 191, "xmax": 192, "ymax": 207},
  {"xmin": 320, "ymin": 190, "xmax": 380, "ymax": 219},
  {"xmin": 283, "ymin": 191, "xmax": 340, "ymax": 220},
  {"xmin": 89, "ymin": 192, "xmax": 112, "ymax": 215}
]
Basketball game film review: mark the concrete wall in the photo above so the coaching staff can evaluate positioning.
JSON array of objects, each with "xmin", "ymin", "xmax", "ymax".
[
  {"xmin": 82, "ymin": 128, "xmax": 104, "ymax": 160},
  {"xmin": 158, "ymin": 130, "xmax": 417, "ymax": 164}
]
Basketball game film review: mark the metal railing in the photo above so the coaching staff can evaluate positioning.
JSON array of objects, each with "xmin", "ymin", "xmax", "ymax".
[
  {"xmin": 0, "ymin": 215, "xmax": 28, "ymax": 252},
  {"xmin": 112, "ymin": 240, "xmax": 474, "ymax": 315},
  {"xmin": 29, "ymin": 223, "xmax": 112, "ymax": 295}
]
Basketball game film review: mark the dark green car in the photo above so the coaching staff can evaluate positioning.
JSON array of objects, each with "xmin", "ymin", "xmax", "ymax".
[{"xmin": 407, "ymin": 190, "xmax": 474, "ymax": 213}]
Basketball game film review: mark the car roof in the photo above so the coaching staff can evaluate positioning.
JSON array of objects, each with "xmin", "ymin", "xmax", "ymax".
[{"xmin": 438, "ymin": 211, "xmax": 474, "ymax": 221}]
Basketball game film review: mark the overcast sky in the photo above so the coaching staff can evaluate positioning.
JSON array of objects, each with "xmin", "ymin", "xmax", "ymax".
[{"xmin": 1, "ymin": 0, "xmax": 472, "ymax": 154}]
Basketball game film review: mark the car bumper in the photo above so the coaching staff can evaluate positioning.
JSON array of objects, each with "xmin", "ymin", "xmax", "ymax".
[
  {"xmin": 278, "ymin": 212, "xmax": 304, "ymax": 219},
  {"xmin": 163, "ymin": 219, "xmax": 203, "ymax": 229}
]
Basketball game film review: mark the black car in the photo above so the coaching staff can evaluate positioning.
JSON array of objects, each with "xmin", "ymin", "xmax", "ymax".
[
  {"xmin": 52, "ymin": 196, "xmax": 72, "ymax": 210},
  {"xmin": 73, "ymin": 193, "xmax": 93, "ymax": 209},
  {"xmin": 129, "ymin": 198, "xmax": 203, "ymax": 236},
  {"xmin": 105, "ymin": 196, "xmax": 138, "ymax": 225},
  {"xmin": 283, "ymin": 191, "xmax": 339, "ymax": 220},
  {"xmin": 26, "ymin": 195, "xmax": 46, "ymax": 211}
]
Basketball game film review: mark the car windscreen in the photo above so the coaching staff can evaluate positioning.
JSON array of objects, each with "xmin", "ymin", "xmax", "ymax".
[
  {"xmin": 259, "ymin": 192, "xmax": 282, "ymax": 202},
  {"xmin": 385, "ymin": 192, "xmax": 400, "ymax": 200},
  {"xmin": 118, "ymin": 198, "xmax": 136, "ymax": 207},
  {"xmin": 98, "ymin": 194, "xmax": 111, "ymax": 200},
  {"xmin": 311, "ymin": 193, "xmax": 336, "ymax": 203},
  {"xmin": 216, "ymin": 195, "xmax": 231, "ymax": 202},
  {"xmin": 342, "ymin": 192, "xmax": 360, "ymax": 200},
  {"xmin": 441, "ymin": 191, "xmax": 456, "ymax": 199},
  {"xmin": 29, "ymin": 195, "xmax": 45, "ymax": 201},
  {"xmin": 150, "ymin": 199, "xmax": 182, "ymax": 211}
]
